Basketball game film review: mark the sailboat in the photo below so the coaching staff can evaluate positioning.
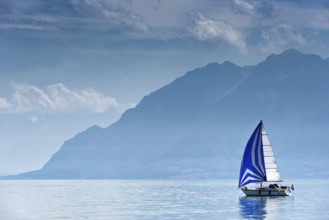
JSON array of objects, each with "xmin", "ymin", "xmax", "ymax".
[{"xmin": 238, "ymin": 121, "xmax": 294, "ymax": 196}]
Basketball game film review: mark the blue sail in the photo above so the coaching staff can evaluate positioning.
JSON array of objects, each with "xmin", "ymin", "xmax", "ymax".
[{"xmin": 239, "ymin": 121, "xmax": 267, "ymax": 187}]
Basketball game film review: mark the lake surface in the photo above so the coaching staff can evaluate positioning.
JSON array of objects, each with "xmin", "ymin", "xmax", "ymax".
[{"xmin": 0, "ymin": 179, "xmax": 328, "ymax": 219}]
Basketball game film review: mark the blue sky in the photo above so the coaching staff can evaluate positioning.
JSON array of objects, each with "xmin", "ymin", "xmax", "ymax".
[{"xmin": 1, "ymin": 0, "xmax": 329, "ymax": 175}]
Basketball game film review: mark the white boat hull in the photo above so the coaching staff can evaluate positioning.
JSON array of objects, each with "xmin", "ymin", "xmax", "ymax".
[{"xmin": 241, "ymin": 187, "xmax": 292, "ymax": 196}]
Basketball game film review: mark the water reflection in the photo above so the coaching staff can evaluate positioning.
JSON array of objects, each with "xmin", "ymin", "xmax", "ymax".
[
  {"xmin": 239, "ymin": 197, "xmax": 267, "ymax": 219},
  {"xmin": 239, "ymin": 196, "xmax": 292, "ymax": 219}
]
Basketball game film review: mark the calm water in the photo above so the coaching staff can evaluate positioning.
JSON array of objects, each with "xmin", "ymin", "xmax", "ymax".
[{"xmin": 0, "ymin": 179, "xmax": 328, "ymax": 219}]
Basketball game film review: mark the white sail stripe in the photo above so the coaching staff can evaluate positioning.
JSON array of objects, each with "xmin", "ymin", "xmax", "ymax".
[
  {"xmin": 241, "ymin": 169, "xmax": 262, "ymax": 183},
  {"xmin": 250, "ymin": 131, "xmax": 259, "ymax": 174},
  {"xmin": 251, "ymin": 129, "xmax": 264, "ymax": 177},
  {"xmin": 241, "ymin": 176, "xmax": 261, "ymax": 186},
  {"xmin": 241, "ymin": 176, "xmax": 262, "ymax": 186},
  {"xmin": 240, "ymin": 168, "xmax": 263, "ymax": 186}
]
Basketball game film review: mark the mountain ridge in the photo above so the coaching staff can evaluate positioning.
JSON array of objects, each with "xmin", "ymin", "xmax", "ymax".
[{"xmin": 8, "ymin": 49, "xmax": 329, "ymax": 179}]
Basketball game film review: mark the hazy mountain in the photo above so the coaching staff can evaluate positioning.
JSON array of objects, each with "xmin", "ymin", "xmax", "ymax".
[{"xmin": 12, "ymin": 49, "xmax": 329, "ymax": 179}]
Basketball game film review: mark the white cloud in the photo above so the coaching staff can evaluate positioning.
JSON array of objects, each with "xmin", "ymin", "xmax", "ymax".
[
  {"xmin": 73, "ymin": 0, "xmax": 149, "ymax": 32},
  {"xmin": 0, "ymin": 97, "xmax": 10, "ymax": 109},
  {"xmin": 261, "ymin": 24, "xmax": 306, "ymax": 53},
  {"xmin": 0, "ymin": 0, "xmax": 149, "ymax": 34},
  {"xmin": 189, "ymin": 13, "xmax": 247, "ymax": 52},
  {"xmin": 274, "ymin": 2, "xmax": 329, "ymax": 31},
  {"xmin": 233, "ymin": 0, "xmax": 255, "ymax": 15},
  {"xmin": 233, "ymin": 0, "xmax": 275, "ymax": 17},
  {"xmin": 129, "ymin": 102, "xmax": 137, "ymax": 109},
  {"xmin": 0, "ymin": 23, "xmax": 57, "ymax": 31},
  {"xmin": 0, "ymin": 82, "xmax": 118, "ymax": 114}
]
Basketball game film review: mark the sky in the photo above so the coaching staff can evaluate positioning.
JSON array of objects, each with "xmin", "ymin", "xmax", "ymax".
[{"xmin": 1, "ymin": 0, "xmax": 329, "ymax": 175}]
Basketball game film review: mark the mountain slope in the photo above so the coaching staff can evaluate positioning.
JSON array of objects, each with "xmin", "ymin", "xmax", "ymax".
[{"xmin": 14, "ymin": 49, "xmax": 329, "ymax": 179}]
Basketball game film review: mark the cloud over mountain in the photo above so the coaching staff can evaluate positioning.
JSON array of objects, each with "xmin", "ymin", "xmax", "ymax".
[
  {"xmin": 73, "ymin": 0, "xmax": 149, "ymax": 32},
  {"xmin": 233, "ymin": 0, "xmax": 275, "ymax": 17},
  {"xmin": 189, "ymin": 13, "xmax": 247, "ymax": 52},
  {"xmin": 0, "ymin": 83, "xmax": 118, "ymax": 114},
  {"xmin": 2, "ymin": 0, "xmax": 328, "ymax": 53},
  {"xmin": 261, "ymin": 24, "xmax": 306, "ymax": 53}
]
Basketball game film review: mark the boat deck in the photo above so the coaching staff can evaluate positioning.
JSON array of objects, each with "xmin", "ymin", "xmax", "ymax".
[{"xmin": 241, "ymin": 187, "xmax": 292, "ymax": 196}]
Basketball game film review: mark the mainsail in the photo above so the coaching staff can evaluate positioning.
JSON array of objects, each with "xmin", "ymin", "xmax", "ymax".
[
  {"xmin": 262, "ymin": 123, "xmax": 281, "ymax": 182},
  {"xmin": 238, "ymin": 121, "xmax": 281, "ymax": 187}
]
